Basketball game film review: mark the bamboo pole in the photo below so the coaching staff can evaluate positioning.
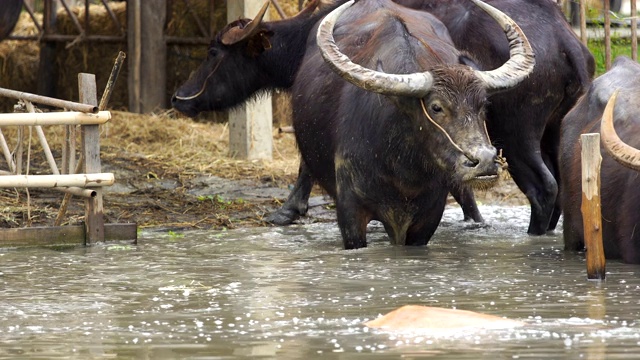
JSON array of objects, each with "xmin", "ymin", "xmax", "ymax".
[
  {"xmin": 57, "ymin": 54, "xmax": 126, "ymax": 225},
  {"xmin": 99, "ymin": 51, "xmax": 126, "ymax": 111},
  {"xmin": 580, "ymin": 133, "xmax": 606, "ymax": 281},
  {"xmin": 0, "ymin": 88, "xmax": 98, "ymax": 113},
  {"xmin": 580, "ymin": 0, "xmax": 587, "ymax": 45},
  {"xmin": 20, "ymin": 101, "xmax": 94, "ymax": 198},
  {"xmin": 270, "ymin": 0, "xmax": 287, "ymax": 19},
  {"xmin": 0, "ymin": 111, "xmax": 111, "ymax": 126},
  {"xmin": 604, "ymin": 0, "xmax": 611, "ymax": 71},
  {"xmin": 0, "ymin": 173, "xmax": 114, "ymax": 188},
  {"xmin": 632, "ymin": 0, "xmax": 637, "ymax": 62},
  {"xmin": 0, "ymin": 128, "xmax": 16, "ymax": 173}
]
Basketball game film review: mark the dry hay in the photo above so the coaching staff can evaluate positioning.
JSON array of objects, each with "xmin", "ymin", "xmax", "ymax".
[
  {"xmin": 0, "ymin": 109, "xmax": 301, "ymax": 181},
  {"xmin": 55, "ymin": 2, "xmax": 128, "ymax": 111},
  {"xmin": 0, "ymin": 12, "xmax": 41, "ymax": 113},
  {"xmin": 102, "ymin": 110, "xmax": 300, "ymax": 181}
]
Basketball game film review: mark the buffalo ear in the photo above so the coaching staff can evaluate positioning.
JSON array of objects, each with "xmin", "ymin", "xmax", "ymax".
[{"xmin": 246, "ymin": 30, "xmax": 274, "ymax": 57}]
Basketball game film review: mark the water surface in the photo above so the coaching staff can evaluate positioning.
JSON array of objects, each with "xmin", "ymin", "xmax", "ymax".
[{"xmin": 1, "ymin": 205, "xmax": 639, "ymax": 359}]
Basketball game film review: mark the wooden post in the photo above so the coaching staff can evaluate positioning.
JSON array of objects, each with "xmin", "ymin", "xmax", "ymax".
[
  {"xmin": 632, "ymin": 0, "xmax": 637, "ymax": 62},
  {"xmin": 79, "ymin": 73, "xmax": 105, "ymax": 244},
  {"xmin": 579, "ymin": 0, "xmax": 587, "ymax": 46},
  {"xmin": 604, "ymin": 0, "xmax": 612, "ymax": 71},
  {"xmin": 581, "ymin": 133, "xmax": 606, "ymax": 280},
  {"xmin": 127, "ymin": 0, "xmax": 167, "ymax": 113},
  {"xmin": 227, "ymin": 0, "xmax": 273, "ymax": 160},
  {"xmin": 37, "ymin": 0, "xmax": 58, "ymax": 99}
]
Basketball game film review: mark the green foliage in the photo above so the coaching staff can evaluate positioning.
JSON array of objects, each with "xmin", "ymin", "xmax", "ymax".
[
  {"xmin": 588, "ymin": 37, "xmax": 639, "ymax": 76},
  {"xmin": 168, "ymin": 230, "xmax": 185, "ymax": 239}
]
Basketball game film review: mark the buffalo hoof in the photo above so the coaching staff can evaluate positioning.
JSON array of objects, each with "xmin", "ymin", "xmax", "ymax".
[
  {"xmin": 462, "ymin": 210, "xmax": 484, "ymax": 223},
  {"xmin": 265, "ymin": 208, "xmax": 300, "ymax": 226},
  {"xmin": 365, "ymin": 305, "xmax": 524, "ymax": 331}
]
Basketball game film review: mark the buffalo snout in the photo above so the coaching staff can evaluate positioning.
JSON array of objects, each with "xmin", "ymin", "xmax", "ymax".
[{"xmin": 460, "ymin": 146, "xmax": 501, "ymax": 189}]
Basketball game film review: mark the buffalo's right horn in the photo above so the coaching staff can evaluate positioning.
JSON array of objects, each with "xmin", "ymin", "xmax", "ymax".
[
  {"xmin": 601, "ymin": 89, "xmax": 640, "ymax": 171},
  {"xmin": 316, "ymin": 0, "xmax": 435, "ymax": 98},
  {"xmin": 221, "ymin": 1, "xmax": 270, "ymax": 45}
]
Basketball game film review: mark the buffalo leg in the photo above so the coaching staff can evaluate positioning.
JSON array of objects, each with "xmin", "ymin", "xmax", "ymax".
[
  {"xmin": 542, "ymin": 150, "xmax": 562, "ymax": 231},
  {"xmin": 450, "ymin": 187, "xmax": 484, "ymax": 223},
  {"xmin": 542, "ymin": 125, "xmax": 563, "ymax": 231},
  {"xmin": 335, "ymin": 188, "xmax": 369, "ymax": 249},
  {"xmin": 265, "ymin": 161, "xmax": 314, "ymax": 225},
  {"xmin": 336, "ymin": 206, "xmax": 369, "ymax": 249},
  {"xmin": 405, "ymin": 195, "xmax": 447, "ymax": 246},
  {"xmin": 504, "ymin": 146, "xmax": 558, "ymax": 235}
]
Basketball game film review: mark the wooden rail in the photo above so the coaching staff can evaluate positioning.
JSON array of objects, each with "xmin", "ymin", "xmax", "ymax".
[{"xmin": 0, "ymin": 71, "xmax": 136, "ymax": 247}]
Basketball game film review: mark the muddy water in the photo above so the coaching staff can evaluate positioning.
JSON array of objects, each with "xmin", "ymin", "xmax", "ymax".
[{"xmin": 1, "ymin": 205, "xmax": 640, "ymax": 359}]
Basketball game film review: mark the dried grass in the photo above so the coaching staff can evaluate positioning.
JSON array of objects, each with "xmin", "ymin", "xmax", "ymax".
[
  {"xmin": 0, "ymin": 12, "xmax": 41, "ymax": 113},
  {"xmin": 102, "ymin": 110, "xmax": 301, "ymax": 180},
  {"xmin": 0, "ymin": 109, "xmax": 300, "ymax": 180}
]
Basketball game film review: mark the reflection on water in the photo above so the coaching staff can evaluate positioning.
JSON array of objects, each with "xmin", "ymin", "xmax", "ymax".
[{"xmin": 1, "ymin": 205, "xmax": 639, "ymax": 359}]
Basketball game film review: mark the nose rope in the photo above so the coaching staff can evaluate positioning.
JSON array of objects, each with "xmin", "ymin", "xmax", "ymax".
[
  {"xmin": 483, "ymin": 118, "xmax": 509, "ymax": 169},
  {"xmin": 420, "ymin": 98, "xmax": 476, "ymax": 161},
  {"xmin": 419, "ymin": 99, "xmax": 508, "ymax": 170},
  {"xmin": 174, "ymin": 54, "xmax": 226, "ymax": 101}
]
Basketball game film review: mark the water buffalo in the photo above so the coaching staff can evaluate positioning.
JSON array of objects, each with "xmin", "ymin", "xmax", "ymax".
[
  {"xmin": 172, "ymin": 0, "xmax": 332, "ymax": 117},
  {"xmin": 0, "ymin": 0, "xmax": 22, "ymax": 40},
  {"xmin": 174, "ymin": 0, "xmax": 592, "ymax": 235},
  {"xmin": 560, "ymin": 56, "xmax": 640, "ymax": 264},
  {"xmin": 300, "ymin": 0, "xmax": 533, "ymax": 248},
  {"xmin": 400, "ymin": 0, "xmax": 595, "ymax": 235},
  {"xmin": 172, "ymin": 0, "xmax": 484, "ymax": 225}
]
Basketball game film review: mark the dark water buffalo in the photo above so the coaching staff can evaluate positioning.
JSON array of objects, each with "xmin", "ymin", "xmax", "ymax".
[
  {"xmin": 176, "ymin": 0, "xmax": 534, "ymax": 248},
  {"xmin": 297, "ymin": 0, "xmax": 533, "ymax": 248},
  {"xmin": 560, "ymin": 56, "xmax": 640, "ymax": 264},
  {"xmin": 401, "ymin": 0, "xmax": 595, "ymax": 235},
  {"xmin": 174, "ymin": 0, "xmax": 593, "ymax": 234},
  {"xmin": 0, "ymin": 0, "xmax": 22, "ymax": 40},
  {"xmin": 172, "ymin": 0, "xmax": 484, "ymax": 224},
  {"xmin": 172, "ymin": 0, "xmax": 333, "ymax": 116}
]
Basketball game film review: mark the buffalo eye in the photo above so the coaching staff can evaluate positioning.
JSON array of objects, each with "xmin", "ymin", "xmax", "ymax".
[
  {"xmin": 208, "ymin": 48, "xmax": 219, "ymax": 58},
  {"xmin": 431, "ymin": 103, "xmax": 443, "ymax": 113}
]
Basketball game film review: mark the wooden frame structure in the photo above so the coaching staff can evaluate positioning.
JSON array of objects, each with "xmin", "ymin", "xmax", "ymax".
[{"xmin": 0, "ymin": 72, "xmax": 137, "ymax": 247}]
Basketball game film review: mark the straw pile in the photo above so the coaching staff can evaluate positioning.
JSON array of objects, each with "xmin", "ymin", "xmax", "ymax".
[
  {"xmin": 0, "ymin": 12, "xmax": 41, "ymax": 113},
  {"xmin": 101, "ymin": 110, "xmax": 301, "ymax": 180},
  {"xmin": 55, "ymin": 2, "xmax": 128, "ymax": 110}
]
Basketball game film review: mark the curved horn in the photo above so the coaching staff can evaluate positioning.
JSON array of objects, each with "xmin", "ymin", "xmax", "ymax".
[
  {"xmin": 221, "ymin": 1, "xmax": 270, "ymax": 45},
  {"xmin": 601, "ymin": 90, "xmax": 640, "ymax": 171},
  {"xmin": 316, "ymin": 0, "xmax": 434, "ymax": 97},
  {"xmin": 470, "ymin": 0, "xmax": 535, "ymax": 91}
]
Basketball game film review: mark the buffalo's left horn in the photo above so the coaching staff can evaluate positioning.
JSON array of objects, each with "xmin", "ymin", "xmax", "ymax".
[
  {"xmin": 221, "ymin": 1, "xmax": 270, "ymax": 45},
  {"xmin": 470, "ymin": 0, "xmax": 536, "ymax": 91},
  {"xmin": 601, "ymin": 89, "xmax": 640, "ymax": 171},
  {"xmin": 316, "ymin": 0, "xmax": 435, "ymax": 97}
]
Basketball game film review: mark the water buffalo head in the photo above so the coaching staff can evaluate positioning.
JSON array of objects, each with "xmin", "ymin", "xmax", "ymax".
[
  {"xmin": 171, "ymin": 1, "xmax": 323, "ymax": 117},
  {"xmin": 171, "ymin": 2, "xmax": 272, "ymax": 117},
  {"xmin": 601, "ymin": 89, "xmax": 640, "ymax": 171},
  {"xmin": 316, "ymin": 0, "xmax": 534, "ymax": 189}
]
